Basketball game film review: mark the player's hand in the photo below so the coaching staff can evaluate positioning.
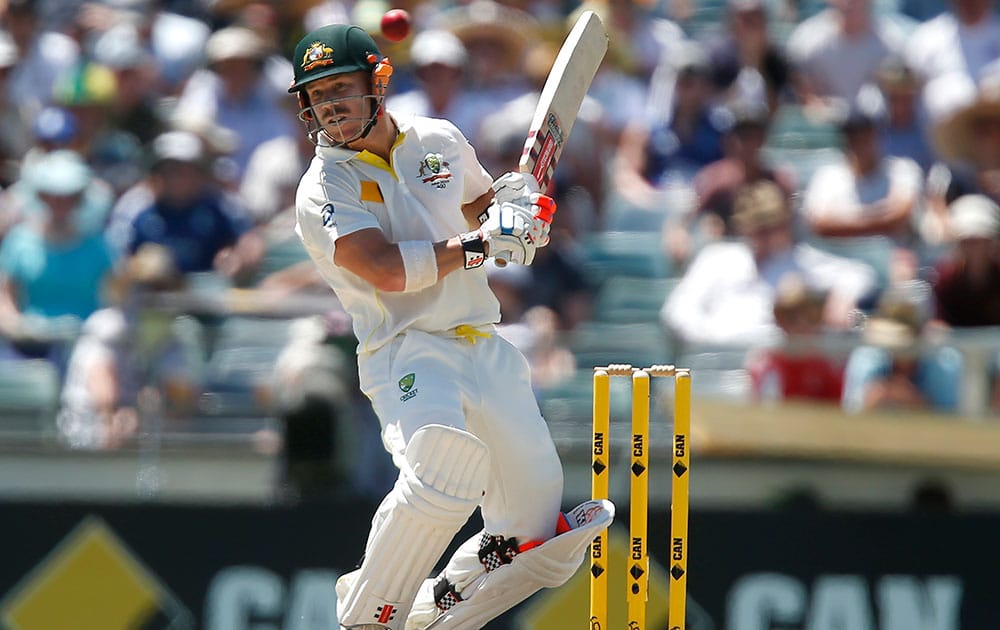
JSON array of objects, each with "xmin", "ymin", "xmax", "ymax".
[{"xmin": 479, "ymin": 201, "xmax": 540, "ymax": 266}]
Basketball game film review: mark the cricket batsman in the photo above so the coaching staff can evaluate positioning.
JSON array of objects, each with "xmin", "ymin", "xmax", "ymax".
[{"xmin": 287, "ymin": 23, "xmax": 614, "ymax": 630}]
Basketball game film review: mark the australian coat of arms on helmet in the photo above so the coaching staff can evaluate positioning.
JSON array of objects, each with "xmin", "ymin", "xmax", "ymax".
[{"xmin": 302, "ymin": 41, "xmax": 335, "ymax": 72}]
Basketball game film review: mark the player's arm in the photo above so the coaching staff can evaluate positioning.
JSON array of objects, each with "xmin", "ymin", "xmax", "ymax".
[
  {"xmin": 333, "ymin": 227, "xmax": 471, "ymax": 293},
  {"xmin": 333, "ymin": 189, "xmax": 546, "ymax": 292},
  {"xmin": 461, "ymin": 190, "xmax": 494, "ymax": 230}
]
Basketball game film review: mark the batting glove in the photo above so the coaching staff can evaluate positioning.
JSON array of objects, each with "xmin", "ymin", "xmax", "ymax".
[{"xmin": 476, "ymin": 201, "xmax": 540, "ymax": 266}]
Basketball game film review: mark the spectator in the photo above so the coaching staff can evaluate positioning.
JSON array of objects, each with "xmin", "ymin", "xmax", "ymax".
[
  {"xmin": 90, "ymin": 22, "xmax": 166, "ymax": 147},
  {"xmin": 690, "ymin": 99, "xmax": 795, "ymax": 239},
  {"xmin": 437, "ymin": 0, "xmax": 536, "ymax": 111},
  {"xmin": 923, "ymin": 72, "xmax": 1000, "ymax": 245},
  {"xmin": 58, "ymin": 242, "xmax": 204, "ymax": 449},
  {"xmin": 701, "ymin": 0, "xmax": 793, "ymax": 113},
  {"xmin": 842, "ymin": 292, "xmax": 964, "ymax": 414},
  {"xmin": 585, "ymin": 0, "xmax": 680, "ymax": 146},
  {"xmin": 124, "ymin": 130, "xmax": 262, "ymax": 282},
  {"xmin": 173, "ymin": 26, "xmax": 297, "ymax": 180},
  {"xmin": 786, "ymin": 0, "xmax": 905, "ymax": 119},
  {"xmin": 932, "ymin": 194, "xmax": 1000, "ymax": 327},
  {"xmin": 875, "ymin": 57, "xmax": 935, "ymax": 172},
  {"xmin": 56, "ymin": 307, "xmax": 137, "ymax": 449},
  {"xmin": 100, "ymin": 0, "xmax": 211, "ymax": 96},
  {"xmin": 662, "ymin": 180, "xmax": 878, "ymax": 348},
  {"xmin": 2, "ymin": 111, "xmax": 115, "ymax": 240},
  {"xmin": 613, "ymin": 41, "xmax": 726, "ymax": 211},
  {"xmin": 800, "ymin": 88, "xmax": 924, "ymax": 244},
  {"xmin": 0, "ymin": 31, "xmax": 27, "ymax": 186},
  {"xmin": 929, "ymin": 73, "xmax": 1000, "ymax": 206},
  {"xmin": 239, "ymin": 128, "xmax": 315, "ymax": 226},
  {"xmin": 746, "ymin": 274, "xmax": 845, "ymax": 403},
  {"xmin": 386, "ymin": 30, "xmax": 485, "ymax": 143},
  {"xmin": 0, "ymin": 150, "xmax": 115, "ymax": 360},
  {"xmin": 905, "ymin": 0, "xmax": 1000, "ymax": 93},
  {"xmin": 3, "ymin": 0, "xmax": 80, "ymax": 124}
]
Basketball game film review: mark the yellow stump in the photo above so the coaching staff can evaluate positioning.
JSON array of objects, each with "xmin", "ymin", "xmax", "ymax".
[
  {"xmin": 628, "ymin": 370, "xmax": 650, "ymax": 630},
  {"xmin": 668, "ymin": 369, "xmax": 691, "ymax": 630},
  {"xmin": 590, "ymin": 368, "xmax": 610, "ymax": 629}
]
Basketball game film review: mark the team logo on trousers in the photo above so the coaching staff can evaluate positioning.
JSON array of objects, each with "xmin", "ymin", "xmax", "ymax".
[
  {"xmin": 398, "ymin": 373, "xmax": 418, "ymax": 401},
  {"xmin": 418, "ymin": 153, "xmax": 453, "ymax": 189}
]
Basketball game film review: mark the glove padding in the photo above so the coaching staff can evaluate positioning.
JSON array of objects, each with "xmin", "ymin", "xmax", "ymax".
[
  {"xmin": 491, "ymin": 171, "xmax": 539, "ymax": 205},
  {"xmin": 479, "ymin": 201, "xmax": 540, "ymax": 266}
]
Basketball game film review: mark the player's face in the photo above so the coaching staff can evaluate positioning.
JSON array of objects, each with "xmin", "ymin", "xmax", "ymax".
[{"xmin": 302, "ymin": 72, "xmax": 374, "ymax": 144}]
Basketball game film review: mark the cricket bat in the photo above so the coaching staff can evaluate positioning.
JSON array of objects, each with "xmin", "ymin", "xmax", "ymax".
[{"xmin": 494, "ymin": 9, "xmax": 608, "ymax": 265}]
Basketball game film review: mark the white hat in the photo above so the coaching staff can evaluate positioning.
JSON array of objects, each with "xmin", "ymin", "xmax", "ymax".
[
  {"xmin": 204, "ymin": 26, "xmax": 269, "ymax": 65},
  {"xmin": 29, "ymin": 150, "xmax": 91, "ymax": 196},
  {"xmin": 152, "ymin": 130, "xmax": 206, "ymax": 165},
  {"xmin": 410, "ymin": 30, "xmax": 468, "ymax": 68},
  {"xmin": 950, "ymin": 194, "xmax": 1000, "ymax": 239}
]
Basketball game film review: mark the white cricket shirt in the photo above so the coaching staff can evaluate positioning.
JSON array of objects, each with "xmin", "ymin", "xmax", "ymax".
[{"xmin": 295, "ymin": 112, "xmax": 498, "ymax": 353}]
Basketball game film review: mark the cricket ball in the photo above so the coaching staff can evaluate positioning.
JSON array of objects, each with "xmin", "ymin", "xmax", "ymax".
[{"xmin": 380, "ymin": 9, "xmax": 411, "ymax": 42}]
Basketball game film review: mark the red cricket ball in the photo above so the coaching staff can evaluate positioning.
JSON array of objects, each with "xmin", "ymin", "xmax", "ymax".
[{"xmin": 380, "ymin": 8, "xmax": 411, "ymax": 42}]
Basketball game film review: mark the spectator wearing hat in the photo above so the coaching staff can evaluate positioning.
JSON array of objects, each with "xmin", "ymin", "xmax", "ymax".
[
  {"xmin": 914, "ymin": 72, "xmax": 1000, "ymax": 249},
  {"xmin": 2, "ymin": 116, "xmax": 115, "ymax": 241},
  {"xmin": 928, "ymin": 74, "xmax": 1000, "ymax": 205},
  {"xmin": 173, "ymin": 25, "xmax": 297, "ymax": 179},
  {"xmin": 842, "ymin": 291, "xmax": 964, "ymax": 414},
  {"xmin": 928, "ymin": 194, "xmax": 1000, "ymax": 412},
  {"xmin": 661, "ymin": 180, "xmax": 877, "ymax": 348},
  {"xmin": 124, "ymin": 130, "xmax": 262, "ymax": 282},
  {"xmin": 786, "ymin": 0, "xmax": 905, "ymax": 119},
  {"xmin": 665, "ymin": 97, "xmax": 793, "ymax": 268},
  {"xmin": 0, "ymin": 150, "xmax": 116, "ymax": 360},
  {"xmin": 800, "ymin": 86, "xmax": 925, "ymax": 245},
  {"xmin": 690, "ymin": 99, "xmax": 795, "ymax": 238},
  {"xmin": 932, "ymin": 194, "xmax": 1000, "ymax": 327},
  {"xmin": 437, "ymin": 0, "xmax": 536, "ymax": 114},
  {"xmin": 386, "ymin": 29, "xmax": 487, "ymax": 143}
]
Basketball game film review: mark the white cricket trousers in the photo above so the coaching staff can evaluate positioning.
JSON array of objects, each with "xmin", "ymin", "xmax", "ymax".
[{"xmin": 358, "ymin": 328, "xmax": 564, "ymax": 543}]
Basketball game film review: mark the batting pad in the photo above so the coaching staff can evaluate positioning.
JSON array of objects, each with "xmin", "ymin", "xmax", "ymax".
[
  {"xmin": 338, "ymin": 425, "xmax": 491, "ymax": 629},
  {"xmin": 417, "ymin": 499, "xmax": 615, "ymax": 630}
]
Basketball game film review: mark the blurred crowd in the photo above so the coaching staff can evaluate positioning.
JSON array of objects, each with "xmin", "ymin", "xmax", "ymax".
[{"xmin": 0, "ymin": 0, "xmax": 999, "ymax": 499}]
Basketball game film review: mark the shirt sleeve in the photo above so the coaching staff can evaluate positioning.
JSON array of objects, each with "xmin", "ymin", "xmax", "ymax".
[{"xmin": 295, "ymin": 164, "xmax": 381, "ymax": 265}]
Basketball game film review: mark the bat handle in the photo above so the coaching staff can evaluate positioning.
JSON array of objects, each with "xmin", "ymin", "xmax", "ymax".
[{"xmin": 494, "ymin": 252, "xmax": 510, "ymax": 267}]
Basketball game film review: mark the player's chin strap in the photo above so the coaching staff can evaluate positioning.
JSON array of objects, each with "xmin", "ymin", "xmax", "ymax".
[{"xmin": 354, "ymin": 54, "xmax": 394, "ymax": 141}]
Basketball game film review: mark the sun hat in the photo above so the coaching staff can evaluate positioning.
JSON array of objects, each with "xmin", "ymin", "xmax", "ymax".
[{"xmin": 949, "ymin": 194, "xmax": 1000, "ymax": 239}]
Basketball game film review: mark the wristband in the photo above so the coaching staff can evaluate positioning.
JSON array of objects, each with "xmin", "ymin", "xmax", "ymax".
[
  {"xmin": 460, "ymin": 231, "xmax": 486, "ymax": 269},
  {"xmin": 399, "ymin": 240, "xmax": 438, "ymax": 292}
]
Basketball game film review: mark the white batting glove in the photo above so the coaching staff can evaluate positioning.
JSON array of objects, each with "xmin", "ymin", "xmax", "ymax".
[{"xmin": 479, "ymin": 201, "xmax": 540, "ymax": 266}]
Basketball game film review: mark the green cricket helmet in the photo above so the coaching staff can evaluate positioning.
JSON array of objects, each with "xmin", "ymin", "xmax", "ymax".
[{"xmin": 288, "ymin": 24, "xmax": 381, "ymax": 93}]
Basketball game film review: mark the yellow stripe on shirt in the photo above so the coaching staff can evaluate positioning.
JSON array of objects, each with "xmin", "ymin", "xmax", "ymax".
[{"xmin": 360, "ymin": 180, "xmax": 384, "ymax": 203}]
